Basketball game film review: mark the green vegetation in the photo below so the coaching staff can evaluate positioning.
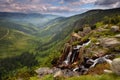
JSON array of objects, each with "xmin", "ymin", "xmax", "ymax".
[
  {"xmin": 0, "ymin": 8, "xmax": 120, "ymax": 80},
  {"xmin": 30, "ymin": 73, "xmax": 120, "ymax": 80},
  {"xmin": 0, "ymin": 52, "xmax": 38, "ymax": 80},
  {"xmin": 67, "ymin": 74, "xmax": 120, "ymax": 80}
]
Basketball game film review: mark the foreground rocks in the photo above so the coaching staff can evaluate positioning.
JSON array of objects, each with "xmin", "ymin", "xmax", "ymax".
[
  {"xmin": 35, "ymin": 67, "xmax": 80, "ymax": 78},
  {"xmin": 111, "ymin": 58, "xmax": 120, "ymax": 75},
  {"xmin": 36, "ymin": 25, "xmax": 120, "ymax": 78},
  {"xmin": 35, "ymin": 67, "xmax": 53, "ymax": 76},
  {"xmin": 100, "ymin": 38, "xmax": 120, "ymax": 48}
]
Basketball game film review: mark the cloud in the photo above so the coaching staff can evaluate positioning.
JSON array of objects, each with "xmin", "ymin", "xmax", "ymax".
[
  {"xmin": 0, "ymin": 0, "xmax": 120, "ymax": 16},
  {"xmin": 94, "ymin": 0, "xmax": 120, "ymax": 8},
  {"xmin": 0, "ymin": 0, "xmax": 84, "ymax": 15}
]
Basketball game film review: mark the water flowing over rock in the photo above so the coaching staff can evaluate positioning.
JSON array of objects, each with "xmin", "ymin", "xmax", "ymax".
[{"xmin": 36, "ymin": 25, "xmax": 120, "ymax": 78}]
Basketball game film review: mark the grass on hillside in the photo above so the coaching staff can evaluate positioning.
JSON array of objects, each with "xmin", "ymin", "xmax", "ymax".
[
  {"xmin": 0, "ymin": 29, "xmax": 37, "ymax": 58},
  {"xmin": 30, "ymin": 73, "xmax": 120, "ymax": 80}
]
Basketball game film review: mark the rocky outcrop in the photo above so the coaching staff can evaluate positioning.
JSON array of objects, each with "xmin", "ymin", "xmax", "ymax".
[
  {"xmin": 78, "ymin": 27, "xmax": 91, "ymax": 37},
  {"xmin": 111, "ymin": 26, "xmax": 120, "ymax": 32},
  {"xmin": 36, "ymin": 24, "xmax": 120, "ymax": 78},
  {"xmin": 35, "ymin": 67, "xmax": 80, "ymax": 78},
  {"xmin": 100, "ymin": 38, "xmax": 120, "ymax": 48},
  {"xmin": 59, "ymin": 43, "xmax": 72, "ymax": 64}
]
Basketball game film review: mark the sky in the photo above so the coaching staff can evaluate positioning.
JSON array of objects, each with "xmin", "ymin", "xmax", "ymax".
[{"xmin": 0, "ymin": 0, "xmax": 120, "ymax": 16}]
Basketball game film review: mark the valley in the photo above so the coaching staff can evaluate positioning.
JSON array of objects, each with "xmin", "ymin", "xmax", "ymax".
[{"xmin": 0, "ymin": 8, "xmax": 120, "ymax": 80}]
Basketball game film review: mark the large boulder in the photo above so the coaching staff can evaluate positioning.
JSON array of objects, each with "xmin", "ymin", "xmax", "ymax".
[
  {"xmin": 111, "ymin": 58, "xmax": 120, "ymax": 75},
  {"xmin": 111, "ymin": 26, "xmax": 120, "ymax": 32},
  {"xmin": 100, "ymin": 38, "xmax": 120, "ymax": 48}
]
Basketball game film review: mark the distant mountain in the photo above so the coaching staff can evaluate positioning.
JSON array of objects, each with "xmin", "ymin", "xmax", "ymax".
[
  {"xmin": 0, "ymin": 7, "xmax": 120, "ymax": 80},
  {"xmin": 36, "ymin": 8, "xmax": 120, "ymax": 51},
  {"xmin": 40, "ymin": 8, "xmax": 120, "ymax": 38},
  {"xmin": 0, "ymin": 12, "xmax": 60, "ymax": 27}
]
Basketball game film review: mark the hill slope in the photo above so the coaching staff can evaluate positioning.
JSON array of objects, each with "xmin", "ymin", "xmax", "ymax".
[{"xmin": 0, "ymin": 8, "xmax": 120, "ymax": 80}]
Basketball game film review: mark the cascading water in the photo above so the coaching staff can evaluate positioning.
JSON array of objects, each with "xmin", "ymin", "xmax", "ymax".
[
  {"xmin": 64, "ymin": 51, "xmax": 72, "ymax": 65},
  {"xmin": 74, "ymin": 45, "xmax": 82, "ymax": 49},
  {"xmin": 83, "ymin": 40, "xmax": 91, "ymax": 46},
  {"xmin": 71, "ymin": 49, "xmax": 79, "ymax": 63},
  {"xmin": 64, "ymin": 40, "xmax": 91, "ymax": 65}
]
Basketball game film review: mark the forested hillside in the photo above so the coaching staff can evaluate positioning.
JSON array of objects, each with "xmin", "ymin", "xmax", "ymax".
[{"xmin": 0, "ymin": 8, "xmax": 120, "ymax": 80}]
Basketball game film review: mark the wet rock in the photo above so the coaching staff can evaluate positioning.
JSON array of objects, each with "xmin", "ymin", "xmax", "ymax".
[
  {"xmin": 100, "ymin": 38, "xmax": 120, "ymax": 48},
  {"xmin": 111, "ymin": 58, "xmax": 120, "ymax": 75},
  {"xmin": 78, "ymin": 47, "xmax": 84, "ymax": 63},
  {"xmin": 111, "ymin": 26, "xmax": 120, "ymax": 32}
]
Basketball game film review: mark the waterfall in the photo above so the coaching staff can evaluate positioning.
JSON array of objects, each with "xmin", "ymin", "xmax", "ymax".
[
  {"xmin": 71, "ymin": 51, "xmax": 76, "ymax": 63},
  {"xmin": 71, "ymin": 49, "xmax": 79, "ymax": 63},
  {"xmin": 64, "ymin": 40, "xmax": 91, "ymax": 65},
  {"xmin": 64, "ymin": 51, "xmax": 72, "ymax": 65},
  {"xmin": 83, "ymin": 40, "xmax": 91, "ymax": 46},
  {"xmin": 74, "ymin": 45, "xmax": 82, "ymax": 49}
]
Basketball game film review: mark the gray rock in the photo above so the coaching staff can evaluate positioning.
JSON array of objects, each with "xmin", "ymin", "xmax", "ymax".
[
  {"xmin": 53, "ymin": 69, "xmax": 80, "ymax": 78},
  {"xmin": 111, "ymin": 26, "xmax": 120, "ymax": 32},
  {"xmin": 63, "ymin": 69, "xmax": 80, "ymax": 77},
  {"xmin": 35, "ymin": 67, "xmax": 53, "ymax": 76},
  {"xmin": 100, "ymin": 38, "xmax": 120, "ymax": 48},
  {"xmin": 111, "ymin": 58, "xmax": 120, "ymax": 75}
]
